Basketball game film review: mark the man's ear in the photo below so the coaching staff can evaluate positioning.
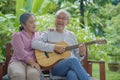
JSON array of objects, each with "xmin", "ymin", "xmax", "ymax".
[{"xmin": 67, "ymin": 21, "xmax": 70, "ymax": 25}]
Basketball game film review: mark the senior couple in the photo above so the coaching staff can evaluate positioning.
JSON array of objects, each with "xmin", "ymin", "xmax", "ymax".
[{"xmin": 8, "ymin": 9, "xmax": 90, "ymax": 80}]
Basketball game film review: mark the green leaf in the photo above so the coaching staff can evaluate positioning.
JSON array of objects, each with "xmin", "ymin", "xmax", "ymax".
[
  {"xmin": 31, "ymin": 0, "xmax": 44, "ymax": 13},
  {"xmin": 16, "ymin": 0, "xmax": 24, "ymax": 15}
]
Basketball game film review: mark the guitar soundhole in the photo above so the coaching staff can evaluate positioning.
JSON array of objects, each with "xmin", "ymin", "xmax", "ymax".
[{"xmin": 45, "ymin": 52, "xmax": 49, "ymax": 58}]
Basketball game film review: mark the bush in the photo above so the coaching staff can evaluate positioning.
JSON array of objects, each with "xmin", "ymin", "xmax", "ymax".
[
  {"xmin": 0, "ymin": 13, "xmax": 17, "ymax": 61},
  {"xmin": 105, "ymin": 14, "xmax": 120, "ymax": 63}
]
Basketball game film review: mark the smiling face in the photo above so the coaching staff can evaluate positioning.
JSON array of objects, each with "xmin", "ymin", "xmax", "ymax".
[
  {"xmin": 55, "ymin": 12, "xmax": 69, "ymax": 32},
  {"xmin": 22, "ymin": 15, "xmax": 36, "ymax": 33}
]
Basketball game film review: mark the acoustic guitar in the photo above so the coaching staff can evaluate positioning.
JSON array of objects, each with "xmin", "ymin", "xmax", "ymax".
[{"xmin": 35, "ymin": 39, "xmax": 107, "ymax": 69}]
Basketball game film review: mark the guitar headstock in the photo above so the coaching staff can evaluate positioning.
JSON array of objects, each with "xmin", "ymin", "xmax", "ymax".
[{"xmin": 95, "ymin": 39, "xmax": 107, "ymax": 44}]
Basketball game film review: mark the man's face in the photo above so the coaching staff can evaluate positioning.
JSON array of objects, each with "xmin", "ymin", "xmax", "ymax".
[{"xmin": 55, "ymin": 12, "xmax": 69, "ymax": 31}]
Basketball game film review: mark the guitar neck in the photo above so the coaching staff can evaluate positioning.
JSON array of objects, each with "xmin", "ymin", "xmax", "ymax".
[{"xmin": 65, "ymin": 41, "xmax": 96, "ymax": 51}]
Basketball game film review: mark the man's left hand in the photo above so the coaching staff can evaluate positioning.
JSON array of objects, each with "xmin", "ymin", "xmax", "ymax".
[{"xmin": 78, "ymin": 43, "xmax": 86, "ymax": 57}]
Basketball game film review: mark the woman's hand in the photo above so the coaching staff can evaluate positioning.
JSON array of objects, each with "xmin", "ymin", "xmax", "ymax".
[
  {"xmin": 31, "ymin": 63, "xmax": 41, "ymax": 71},
  {"xmin": 28, "ymin": 59, "xmax": 41, "ymax": 71},
  {"xmin": 48, "ymin": 27, "xmax": 54, "ymax": 31},
  {"xmin": 78, "ymin": 43, "xmax": 86, "ymax": 57}
]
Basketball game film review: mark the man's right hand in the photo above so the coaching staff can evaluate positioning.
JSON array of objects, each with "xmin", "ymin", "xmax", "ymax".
[{"xmin": 54, "ymin": 45, "xmax": 65, "ymax": 54}]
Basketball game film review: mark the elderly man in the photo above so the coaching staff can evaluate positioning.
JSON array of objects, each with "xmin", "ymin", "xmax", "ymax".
[{"xmin": 32, "ymin": 9, "xmax": 89, "ymax": 80}]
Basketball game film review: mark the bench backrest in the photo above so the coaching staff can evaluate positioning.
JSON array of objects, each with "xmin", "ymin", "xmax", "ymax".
[{"xmin": 4, "ymin": 43, "xmax": 90, "ymax": 74}]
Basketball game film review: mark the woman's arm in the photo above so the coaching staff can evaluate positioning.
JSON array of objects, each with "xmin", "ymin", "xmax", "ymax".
[
  {"xmin": 12, "ymin": 32, "xmax": 41, "ymax": 71},
  {"xmin": 12, "ymin": 33, "xmax": 33, "ymax": 63}
]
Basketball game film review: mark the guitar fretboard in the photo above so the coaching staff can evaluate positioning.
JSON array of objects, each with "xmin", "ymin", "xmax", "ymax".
[{"xmin": 65, "ymin": 41, "xmax": 96, "ymax": 51}]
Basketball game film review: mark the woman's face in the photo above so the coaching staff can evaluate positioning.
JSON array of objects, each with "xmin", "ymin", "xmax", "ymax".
[{"xmin": 23, "ymin": 15, "xmax": 36, "ymax": 33}]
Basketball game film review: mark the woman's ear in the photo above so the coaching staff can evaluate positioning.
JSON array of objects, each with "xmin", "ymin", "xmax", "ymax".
[{"xmin": 22, "ymin": 24, "xmax": 25, "ymax": 28}]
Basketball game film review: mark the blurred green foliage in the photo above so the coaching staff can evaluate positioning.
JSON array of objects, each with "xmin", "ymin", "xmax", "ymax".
[{"xmin": 0, "ymin": 0, "xmax": 120, "ymax": 63}]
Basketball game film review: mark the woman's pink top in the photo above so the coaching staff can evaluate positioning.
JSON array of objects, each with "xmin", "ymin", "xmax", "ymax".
[{"xmin": 10, "ymin": 30, "xmax": 41, "ymax": 64}]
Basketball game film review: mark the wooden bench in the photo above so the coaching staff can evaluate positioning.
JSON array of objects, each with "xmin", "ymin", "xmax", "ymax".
[{"xmin": 0, "ymin": 43, "xmax": 106, "ymax": 80}]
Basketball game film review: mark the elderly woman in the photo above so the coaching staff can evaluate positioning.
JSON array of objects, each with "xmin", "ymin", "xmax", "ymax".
[
  {"xmin": 8, "ymin": 13, "xmax": 41, "ymax": 80},
  {"xmin": 32, "ymin": 9, "xmax": 90, "ymax": 80}
]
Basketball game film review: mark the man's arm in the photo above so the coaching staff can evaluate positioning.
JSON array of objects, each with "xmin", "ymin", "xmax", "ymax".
[
  {"xmin": 32, "ymin": 31, "xmax": 55, "ymax": 52},
  {"xmin": 70, "ymin": 32, "xmax": 85, "ymax": 60}
]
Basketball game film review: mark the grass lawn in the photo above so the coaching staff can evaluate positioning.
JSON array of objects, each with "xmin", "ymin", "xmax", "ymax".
[{"xmin": 92, "ymin": 63, "xmax": 120, "ymax": 80}]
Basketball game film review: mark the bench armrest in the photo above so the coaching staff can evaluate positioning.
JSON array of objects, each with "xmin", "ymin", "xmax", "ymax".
[
  {"xmin": 88, "ymin": 60, "xmax": 106, "ymax": 80},
  {"xmin": 0, "ymin": 62, "xmax": 5, "ymax": 80}
]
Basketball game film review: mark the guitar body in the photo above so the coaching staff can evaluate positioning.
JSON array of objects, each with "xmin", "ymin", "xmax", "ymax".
[
  {"xmin": 35, "ymin": 41, "xmax": 71, "ymax": 69},
  {"xmin": 35, "ymin": 39, "xmax": 107, "ymax": 69}
]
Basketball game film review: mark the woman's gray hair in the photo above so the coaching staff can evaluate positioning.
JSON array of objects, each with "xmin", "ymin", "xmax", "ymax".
[{"xmin": 55, "ymin": 9, "xmax": 70, "ymax": 21}]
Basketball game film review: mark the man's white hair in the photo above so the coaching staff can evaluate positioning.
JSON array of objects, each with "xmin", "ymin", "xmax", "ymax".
[{"xmin": 55, "ymin": 9, "xmax": 70, "ymax": 21}]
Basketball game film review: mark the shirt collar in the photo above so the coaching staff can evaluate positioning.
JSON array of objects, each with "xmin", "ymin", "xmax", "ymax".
[
  {"xmin": 55, "ymin": 28, "xmax": 66, "ymax": 34},
  {"xmin": 21, "ymin": 30, "xmax": 35, "ymax": 39}
]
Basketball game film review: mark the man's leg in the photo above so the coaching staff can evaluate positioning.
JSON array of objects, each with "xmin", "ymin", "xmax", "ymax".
[
  {"xmin": 51, "ymin": 58, "xmax": 71, "ymax": 76},
  {"xmin": 51, "ymin": 57, "xmax": 89, "ymax": 80},
  {"xmin": 66, "ymin": 70, "xmax": 78, "ymax": 80},
  {"xmin": 67, "ymin": 58, "xmax": 89, "ymax": 80}
]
